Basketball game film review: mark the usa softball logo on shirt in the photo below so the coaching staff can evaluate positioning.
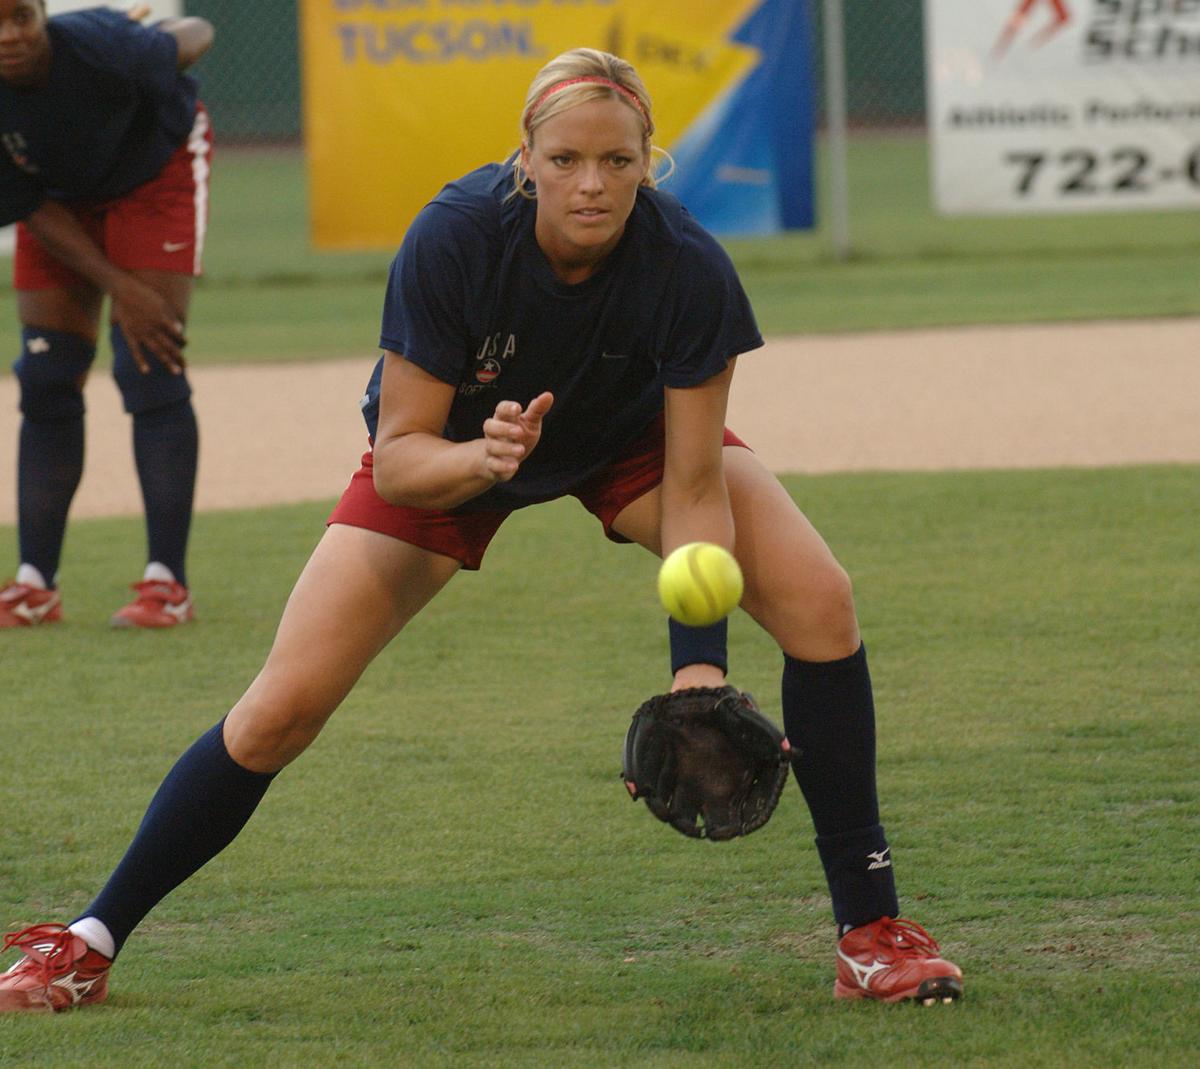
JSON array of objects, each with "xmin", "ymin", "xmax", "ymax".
[{"xmin": 476, "ymin": 358, "xmax": 502, "ymax": 384}]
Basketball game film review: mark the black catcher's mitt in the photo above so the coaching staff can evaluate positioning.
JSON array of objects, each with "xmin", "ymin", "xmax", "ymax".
[{"xmin": 621, "ymin": 686, "xmax": 790, "ymax": 841}]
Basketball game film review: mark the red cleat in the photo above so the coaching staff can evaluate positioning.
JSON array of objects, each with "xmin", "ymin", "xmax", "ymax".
[
  {"xmin": 0, "ymin": 580, "xmax": 62, "ymax": 628},
  {"xmin": 110, "ymin": 579, "xmax": 194, "ymax": 629},
  {"xmin": 835, "ymin": 916, "xmax": 963, "ymax": 1004},
  {"xmin": 0, "ymin": 924, "xmax": 112, "ymax": 1013}
]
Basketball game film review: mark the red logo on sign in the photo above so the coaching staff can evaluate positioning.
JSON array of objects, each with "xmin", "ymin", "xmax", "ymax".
[{"xmin": 992, "ymin": 0, "xmax": 1072, "ymax": 58}]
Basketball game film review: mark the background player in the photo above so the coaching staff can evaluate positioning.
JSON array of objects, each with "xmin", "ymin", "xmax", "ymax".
[
  {"xmin": 0, "ymin": 47, "xmax": 961, "ymax": 1010},
  {"xmin": 0, "ymin": 1, "xmax": 213, "ymax": 628}
]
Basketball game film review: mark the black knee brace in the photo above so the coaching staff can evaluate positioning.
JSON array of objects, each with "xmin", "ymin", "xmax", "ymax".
[
  {"xmin": 110, "ymin": 323, "xmax": 192, "ymax": 415},
  {"xmin": 13, "ymin": 328, "xmax": 95, "ymax": 422}
]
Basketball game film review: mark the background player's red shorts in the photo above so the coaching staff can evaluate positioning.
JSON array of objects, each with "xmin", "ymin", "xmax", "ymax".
[
  {"xmin": 327, "ymin": 413, "xmax": 750, "ymax": 570},
  {"xmin": 13, "ymin": 105, "xmax": 213, "ymax": 289}
]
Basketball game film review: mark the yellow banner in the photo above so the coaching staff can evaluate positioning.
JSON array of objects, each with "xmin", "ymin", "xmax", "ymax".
[{"xmin": 300, "ymin": 0, "xmax": 760, "ymax": 249}]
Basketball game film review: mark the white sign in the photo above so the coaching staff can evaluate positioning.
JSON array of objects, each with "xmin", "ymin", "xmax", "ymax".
[{"xmin": 924, "ymin": 0, "xmax": 1200, "ymax": 214}]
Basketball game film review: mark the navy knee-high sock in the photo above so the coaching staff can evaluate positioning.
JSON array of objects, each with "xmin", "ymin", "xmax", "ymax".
[
  {"xmin": 782, "ymin": 644, "xmax": 899, "ymax": 930},
  {"xmin": 132, "ymin": 398, "xmax": 197, "ymax": 586},
  {"xmin": 76, "ymin": 720, "xmax": 276, "ymax": 957},
  {"xmin": 18, "ymin": 415, "xmax": 84, "ymax": 586},
  {"xmin": 14, "ymin": 326, "xmax": 93, "ymax": 585}
]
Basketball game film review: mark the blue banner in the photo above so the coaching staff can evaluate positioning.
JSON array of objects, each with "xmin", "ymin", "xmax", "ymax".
[{"xmin": 667, "ymin": 0, "xmax": 815, "ymax": 234}]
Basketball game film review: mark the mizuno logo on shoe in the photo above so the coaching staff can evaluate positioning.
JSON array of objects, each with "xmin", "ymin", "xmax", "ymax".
[
  {"xmin": 162, "ymin": 599, "xmax": 193, "ymax": 622},
  {"xmin": 867, "ymin": 848, "xmax": 892, "ymax": 870},
  {"xmin": 12, "ymin": 595, "xmax": 58, "ymax": 624},
  {"xmin": 836, "ymin": 949, "xmax": 891, "ymax": 990},
  {"xmin": 49, "ymin": 972, "xmax": 101, "ymax": 1005}
]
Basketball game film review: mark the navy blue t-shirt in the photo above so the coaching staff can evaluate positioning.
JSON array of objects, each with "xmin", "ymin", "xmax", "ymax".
[
  {"xmin": 361, "ymin": 162, "xmax": 764, "ymax": 511},
  {"xmin": 0, "ymin": 9, "xmax": 198, "ymax": 226}
]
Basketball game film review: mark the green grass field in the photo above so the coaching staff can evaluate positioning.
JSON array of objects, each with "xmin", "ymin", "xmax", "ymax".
[
  {"xmin": 1, "ymin": 134, "xmax": 1197, "ymax": 1063},
  {"xmin": 1, "ymin": 467, "xmax": 1197, "ymax": 1066}
]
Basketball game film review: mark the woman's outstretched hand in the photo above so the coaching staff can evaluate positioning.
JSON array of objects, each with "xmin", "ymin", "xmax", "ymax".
[{"xmin": 481, "ymin": 391, "xmax": 554, "ymax": 483}]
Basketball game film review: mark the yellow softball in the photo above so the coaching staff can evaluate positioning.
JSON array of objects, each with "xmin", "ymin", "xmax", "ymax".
[{"xmin": 657, "ymin": 542, "xmax": 744, "ymax": 627}]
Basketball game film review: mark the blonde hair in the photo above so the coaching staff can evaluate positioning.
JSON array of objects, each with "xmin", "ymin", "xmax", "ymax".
[{"xmin": 510, "ymin": 48, "xmax": 673, "ymax": 199}]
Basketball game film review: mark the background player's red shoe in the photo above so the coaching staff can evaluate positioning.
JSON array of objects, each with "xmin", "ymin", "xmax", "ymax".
[
  {"xmin": 0, "ymin": 924, "xmax": 112, "ymax": 1013},
  {"xmin": 0, "ymin": 580, "xmax": 62, "ymax": 627},
  {"xmin": 834, "ymin": 916, "xmax": 963, "ymax": 1004},
  {"xmin": 110, "ymin": 579, "xmax": 194, "ymax": 628}
]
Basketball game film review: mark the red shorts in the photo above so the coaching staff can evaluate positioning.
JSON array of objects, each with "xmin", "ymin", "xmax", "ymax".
[
  {"xmin": 327, "ymin": 413, "xmax": 750, "ymax": 570},
  {"xmin": 14, "ymin": 105, "xmax": 213, "ymax": 289}
]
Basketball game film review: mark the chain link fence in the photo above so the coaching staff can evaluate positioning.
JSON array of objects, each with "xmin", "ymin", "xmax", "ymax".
[
  {"xmin": 813, "ymin": 0, "xmax": 926, "ymax": 130},
  {"xmin": 188, "ymin": 0, "xmax": 302, "ymax": 143}
]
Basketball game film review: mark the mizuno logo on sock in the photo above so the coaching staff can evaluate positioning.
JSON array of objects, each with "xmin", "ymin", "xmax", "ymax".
[
  {"xmin": 867, "ymin": 848, "xmax": 892, "ymax": 870},
  {"xmin": 26, "ymin": 336, "xmax": 50, "ymax": 354}
]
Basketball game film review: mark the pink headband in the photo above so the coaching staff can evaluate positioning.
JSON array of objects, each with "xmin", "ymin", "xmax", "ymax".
[{"xmin": 525, "ymin": 76, "xmax": 649, "ymax": 131}]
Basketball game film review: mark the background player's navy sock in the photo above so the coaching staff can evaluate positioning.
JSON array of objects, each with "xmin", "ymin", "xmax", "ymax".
[
  {"xmin": 76, "ymin": 719, "xmax": 276, "ymax": 956},
  {"xmin": 14, "ymin": 327, "xmax": 94, "ymax": 585},
  {"xmin": 132, "ymin": 398, "xmax": 197, "ymax": 586},
  {"xmin": 781, "ymin": 644, "xmax": 899, "ymax": 929},
  {"xmin": 17, "ymin": 414, "xmax": 84, "ymax": 586}
]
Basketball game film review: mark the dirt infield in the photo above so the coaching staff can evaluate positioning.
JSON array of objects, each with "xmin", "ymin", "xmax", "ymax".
[{"xmin": 1, "ymin": 317, "xmax": 1197, "ymax": 524}]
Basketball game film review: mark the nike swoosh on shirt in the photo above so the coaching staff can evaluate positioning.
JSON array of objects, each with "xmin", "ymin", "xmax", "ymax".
[{"xmin": 162, "ymin": 241, "xmax": 191, "ymax": 252}]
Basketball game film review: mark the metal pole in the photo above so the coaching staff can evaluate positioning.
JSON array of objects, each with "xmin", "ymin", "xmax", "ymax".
[{"xmin": 822, "ymin": 0, "xmax": 851, "ymax": 261}]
